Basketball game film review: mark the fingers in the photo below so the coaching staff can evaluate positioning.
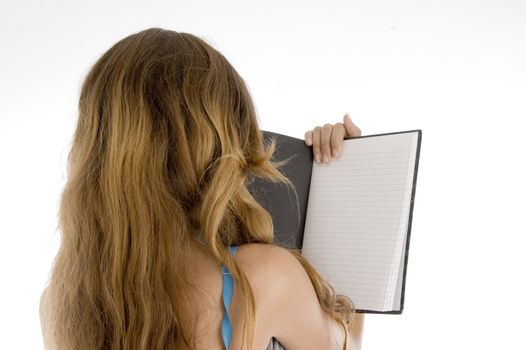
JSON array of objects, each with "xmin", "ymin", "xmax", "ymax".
[
  {"xmin": 304, "ymin": 130, "xmax": 313, "ymax": 146},
  {"xmin": 311, "ymin": 126, "xmax": 322, "ymax": 163},
  {"xmin": 343, "ymin": 113, "xmax": 362, "ymax": 138},
  {"xmin": 321, "ymin": 124, "xmax": 333, "ymax": 163},
  {"xmin": 307, "ymin": 124, "xmax": 344, "ymax": 163},
  {"xmin": 331, "ymin": 123, "xmax": 346, "ymax": 157},
  {"xmin": 304, "ymin": 113, "xmax": 362, "ymax": 164}
]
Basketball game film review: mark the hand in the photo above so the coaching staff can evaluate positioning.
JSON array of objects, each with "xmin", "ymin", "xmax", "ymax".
[{"xmin": 304, "ymin": 113, "xmax": 362, "ymax": 164}]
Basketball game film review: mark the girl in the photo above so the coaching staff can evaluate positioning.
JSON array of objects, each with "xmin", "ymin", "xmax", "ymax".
[{"xmin": 39, "ymin": 28, "xmax": 364, "ymax": 350}]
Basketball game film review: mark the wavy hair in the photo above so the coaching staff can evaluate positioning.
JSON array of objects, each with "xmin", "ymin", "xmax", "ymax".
[{"xmin": 45, "ymin": 27, "xmax": 356, "ymax": 349}]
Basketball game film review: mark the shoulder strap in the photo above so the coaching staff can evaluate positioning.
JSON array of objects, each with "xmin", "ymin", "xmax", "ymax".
[
  {"xmin": 220, "ymin": 245, "xmax": 239, "ymax": 349},
  {"xmin": 229, "ymin": 245, "xmax": 239, "ymax": 256}
]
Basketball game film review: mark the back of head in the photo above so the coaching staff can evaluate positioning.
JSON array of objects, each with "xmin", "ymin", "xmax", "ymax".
[{"xmin": 48, "ymin": 27, "xmax": 291, "ymax": 349}]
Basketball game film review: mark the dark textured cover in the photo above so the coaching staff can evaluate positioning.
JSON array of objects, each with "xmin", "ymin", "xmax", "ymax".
[{"xmin": 246, "ymin": 131, "xmax": 313, "ymax": 250}]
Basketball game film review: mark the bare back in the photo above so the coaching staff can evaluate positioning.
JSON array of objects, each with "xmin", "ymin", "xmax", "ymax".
[
  {"xmin": 41, "ymin": 242, "xmax": 354, "ymax": 349},
  {"xmin": 177, "ymin": 243, "xmax": 281, "ymax": 349}
]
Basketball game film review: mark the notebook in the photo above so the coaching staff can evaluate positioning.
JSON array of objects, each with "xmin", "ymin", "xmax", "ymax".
[{"xmin": 247, "ymin": 130, "xmax": 421, "ymax": 313}]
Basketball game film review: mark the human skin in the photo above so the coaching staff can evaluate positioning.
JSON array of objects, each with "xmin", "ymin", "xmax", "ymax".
[{"xmin": 305, "ymin": 113, "xmax": 362, "ymax": 163}]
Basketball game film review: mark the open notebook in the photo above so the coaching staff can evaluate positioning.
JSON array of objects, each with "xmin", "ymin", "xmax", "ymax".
[{"xmin": 247, "ymin": 130, "xmax": 421, "ymax": 313}]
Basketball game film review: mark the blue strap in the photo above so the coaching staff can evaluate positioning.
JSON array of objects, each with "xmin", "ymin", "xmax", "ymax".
[{"xmin": 221, "ymin": 245, "xmax": 239, "ymax": 350}]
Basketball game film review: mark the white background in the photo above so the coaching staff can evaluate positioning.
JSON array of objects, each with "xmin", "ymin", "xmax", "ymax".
[{"xmin": 1, "ymin": 0, "xmax": 525, "ymax": 349}]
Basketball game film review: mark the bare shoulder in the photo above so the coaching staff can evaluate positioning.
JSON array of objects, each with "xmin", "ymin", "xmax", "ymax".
[
  {"xmin": 235, "ymin": 243, "xmax": 348, "ymax": 350},
  {"xmin": 233, "ymin": 243, "xmax": 302, "ymax": 311},
  {"xmin": 235, "ymin": 242, "xmax": 290, "ymax": 268},
  {"xmin": 235, "ymin": 243, "xmax": 299, "ymax": 289}
]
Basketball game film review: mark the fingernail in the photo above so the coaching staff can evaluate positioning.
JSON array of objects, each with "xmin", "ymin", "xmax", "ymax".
[
  {"xmin": 333, "ymin": 149, "xmax": 339, "ymax": 157},
  {"xmin": 315, "ymin": 154, "xmax": 320, "ymax": 163},
  {"xmin": 306, "ymin": 137, "xmax": 312, "ymax": 146},
  {"xmin": 344, "ymin": 113, "xmax": 352, "ymax": 123},
  {"xmin": 322, "ymin": 154, "xmax": 329, "ymax": 163}
]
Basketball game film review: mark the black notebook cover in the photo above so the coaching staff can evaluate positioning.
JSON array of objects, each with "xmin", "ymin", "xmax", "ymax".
[{"xmin": 247, "ymin": 131, "xmax": 314, "ymax": 250}]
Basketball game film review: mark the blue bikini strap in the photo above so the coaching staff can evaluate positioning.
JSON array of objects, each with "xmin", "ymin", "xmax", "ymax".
[{"xmin": 221, "ymin": 245, "xmax": 239, "ymax": 350}]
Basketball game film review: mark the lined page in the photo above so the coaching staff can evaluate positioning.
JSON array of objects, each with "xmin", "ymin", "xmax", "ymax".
[{"xmin": 301, "ymin": 131, "xmax": 418, "ymax": 312}]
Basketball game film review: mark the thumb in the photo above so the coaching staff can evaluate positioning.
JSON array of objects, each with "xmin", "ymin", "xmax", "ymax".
[{"xmin": 343, "ymin": 113, "xmax": 361, "ymax": 138}]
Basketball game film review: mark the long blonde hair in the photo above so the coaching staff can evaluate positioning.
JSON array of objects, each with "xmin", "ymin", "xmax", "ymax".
[{"xmin": 46, "ymin": 27, "xmax": 356, "ymax": 349}]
